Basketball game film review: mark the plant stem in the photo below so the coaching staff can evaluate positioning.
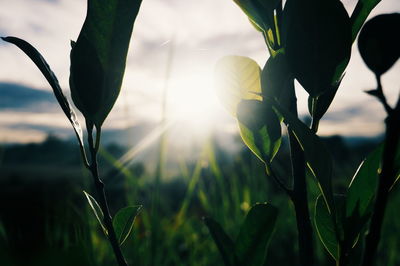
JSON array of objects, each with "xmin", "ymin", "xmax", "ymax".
[
  {"xmin": 368, "ymin": 74, "xmax": 392, "ymax": 114},
  {"xmin": 288, "ymin": 129, "xmax": 315, "ymax": 266},
  {"xmin": 338, "ymin": 244, "xmax": 350, "ymax": 266},
  {"xmin": 361, "ymin": 104, "xmax": 400, "ymax": 266},
  {"xmin": 287, "ymin": 89, "xmax": 314, "ymax": 266},
  {"xmin": 88, "ymin": 129, "xmax": 128, "ymax": 266}
]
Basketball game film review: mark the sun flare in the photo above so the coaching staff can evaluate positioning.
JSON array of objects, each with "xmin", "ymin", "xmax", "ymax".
[{"xmin": 166, "ymin": 73, "xmax": 228, "ymax": 135}]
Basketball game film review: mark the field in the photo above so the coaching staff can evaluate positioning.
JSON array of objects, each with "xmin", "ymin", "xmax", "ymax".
[{"xmin": 1, "ymin": 134, "xmax": 399, "ymax": 266}]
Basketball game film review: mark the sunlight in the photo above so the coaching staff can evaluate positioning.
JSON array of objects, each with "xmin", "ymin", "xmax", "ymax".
[
  {"xmin": 166, "ymin": 72, "xmax": 227, "ymax": 136},
  {"xmin": 118, "ymin": 120, "xmax": 173, "ymax": 166}
]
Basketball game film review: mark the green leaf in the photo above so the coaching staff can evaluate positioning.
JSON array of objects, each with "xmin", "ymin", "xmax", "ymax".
[
  {"xmin": 237, "ymin": 100, "xmax": 282, "ymax": 163},
  {"xmin": 305, "ymin": 0, "xmax": 385, "ymax": 127},
  {"xmin": 1, "ymin": 37, "xmax": 86, "ymax": 162},
  {"xmin": 350, "ymin": 0, "xmax": 381, "ymax": 42},
  {"xmin": 233, "ymin": 0, "xmax": 280, "ymax": 32},
  {"xmin": 204, "ymin": 217, "xmax": 239, "ymax": 266},
  {"xmin": 308, "ymin": 75, "xmax": 344, "ymax": 131},
  {"xmin": 70, "ymin": 0, "xmax": 142, "ymax": 127},
  {"xmin": 343, "ymin": 142, "xmax": 400, "ymax": 251},
  {"xmin": 346, "ymin": 144, "xmax": 383, "ymax": 219},
  {"xmin": 315, "ymin": 195, "xmax": 339, "ymax": 260},
  {"xmin": 315, "ymin": 193, "xmax": 371, "ymax": 263},
  {"xmin": 83, "ymin": 191, "xmax": 107, "ymax": 235},
  {"xmin": 235, "ymin": 203, "xmax": 278, "ymax": 266},
  {"xmin": 112, "ymin": 205, "xmax": 142, "ymax": 245},
  {"xmin": 393, "ymin": 141, "xmax": 400, "ymax": 188},
  {"xmin": 270, "ymin": 99, "xmax": 334, "ymax": 211},
  {"xmin": 214, "ymin": 56, "xmax": 262, "ymax": 117},
  {"xmin": 342, "ymin": 144, "xmax": 383, "ymax": 251},
  {"xmin": 358, "ymin": 13, "xmax": 400, "ymax": 76},
  {"xmin": 261, "ymin": 53, "xmax": 293, "ymax": 109},
  {"xmin": 283, "ymin": 0, "xmax": 352, "ymax": 97}
]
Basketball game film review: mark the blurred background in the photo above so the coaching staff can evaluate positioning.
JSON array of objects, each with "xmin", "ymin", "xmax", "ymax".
[{"xmin": 0, "ymin": 0, "xmax": 400, "ymax": 265}]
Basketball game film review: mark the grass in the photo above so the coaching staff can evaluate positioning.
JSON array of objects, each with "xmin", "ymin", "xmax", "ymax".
[{"xmin": 0, "ymin": 134, "xmax": 399, "ymax": 266}]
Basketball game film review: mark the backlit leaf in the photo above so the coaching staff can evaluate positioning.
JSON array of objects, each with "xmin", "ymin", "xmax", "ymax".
[
  {"xmin": 350, "ymin": 0, "xmax": 381, "ymax": 42},
  {"xmin": 346, "ymin": 143, "xmax": 383, "ymax": 222},
  {"xmin": 70, "ymin": 0, "xmax": 142, "ymax": 127},
  {"xmin": 1, "ymin": 37, "xmax": 86, "ymax": 163},
  {"xmin": 315, "ymin": 195, "xmax": 339, "ymax": 260},
  {"xmin": 235, "ymin": 203, "xmax": 278, "ymax": 266},
  {"xmin": 215, "ymin": 56, "xmax": 262, "ymax": 117},
  {"xmin": 283, "ymin": 0, "xmax": 352, "ymax": 97},
  {"xmin": 392, "ymin": 141, "xmax": 400, "ymax": 188},
  {"xmin": 344, "ymin": 142, "xmax": 400, "ymax": 251},
  {"xmin": 343, "ymin": 145, "xmax": 382, "ymax": 255},
  {"xmin": 83, "ymin": 191, "xmax": 107, "ymax": 235},
  {"xmin": 113, "ymin": 205, "xmax": 142, "ymax": 245},
  {"xmin": 233, "ymin": 0, "xmax": 280, "ymax": 32},
  {"xmin": 204, "ymin": 217, "xmax": 239, "ymax": 266},
  {"xmin": 237, "ymin": 100, "xmax": 282, "ymax": 163}
]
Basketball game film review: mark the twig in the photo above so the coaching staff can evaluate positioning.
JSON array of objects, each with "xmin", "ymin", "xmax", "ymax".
[{"xmin": 365, "ymin": 74, "xmax": 393, "ymax": 114}]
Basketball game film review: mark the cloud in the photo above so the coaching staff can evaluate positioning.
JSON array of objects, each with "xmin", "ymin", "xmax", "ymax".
[
  {"xmin": 0, "ymin": 0, "xmax": 400, "ymax": 143},
  {"xmin": 0, "ymin": 127, "xmax": 48, "ymax": 143},
  {"xmin": 0, "ymin": 82, "xmax": 58, "ymax": 112}
]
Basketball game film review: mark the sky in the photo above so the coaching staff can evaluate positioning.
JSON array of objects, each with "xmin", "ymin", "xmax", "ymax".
[{"xmin": 0, "ymin": 0, "xmax": 400, "ymax": 144}]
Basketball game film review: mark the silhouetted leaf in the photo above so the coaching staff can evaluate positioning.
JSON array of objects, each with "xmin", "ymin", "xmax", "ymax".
[
  {"xmin": 350, "ymin": 0, "xmax": 381, "ymax": 42},
  {"xmin": 204, "ymin": 217, "xmax": 239, "ymax": 266},
  {"xmin": 261, "ymin": 53, "xmax": 293, "ymax": 109},
  {"xmin": 83, "ymin": 191, "xmax": 107, "ymax": 235},
  {"xmin": 235, "ymin": 203, "xmax": 278, "ymax": 266},
  {"xmin": 1, "ymin": 36, "xmax": 86, "ymax": 162},
  {"xmin": 308, "ymin": 75, "xmax": 344, "ymax": 131},
  {"xmin": 70, "ymin": 0, "xmax": 142, "ymax": 127},
  {"xmin": 358, "ymin": 13, "xmax": 400, "ymax": 76},
  {"xmin": 215, "ymin": 56, "xmax": 262, "ymax": 117},
  {"xmin": 270, "ymin": 99, "xmax": 334, "ymax": 211},
  {"xmin": 283, "ymin": 0, "xmax": 352, "ymax": 97},
  {"xmin": 237, "ymin": 100, "xmax": 282, "ymax": 163},
  {"xmin": 113, "ymin": 205, "xmax": 142, "ymax": 245},
  {"xmin": 307, "ymin": 0, "xmax": 385, "ymax": 127}
]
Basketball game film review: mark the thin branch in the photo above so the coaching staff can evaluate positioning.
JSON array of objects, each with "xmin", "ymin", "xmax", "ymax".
[{"xmin": 366, "ymin": 74, "xmax": 393, "ymax": 114}]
